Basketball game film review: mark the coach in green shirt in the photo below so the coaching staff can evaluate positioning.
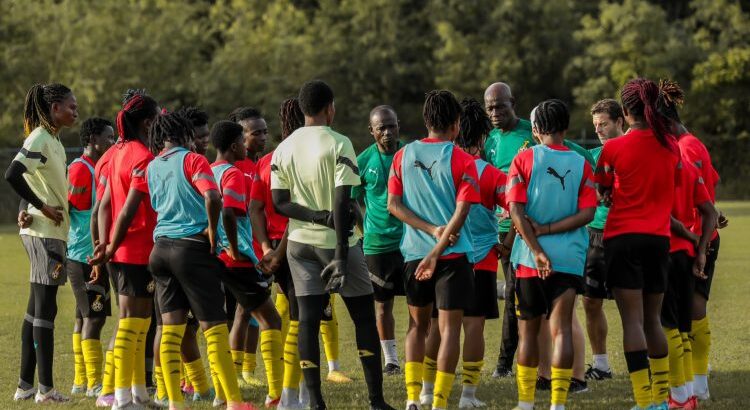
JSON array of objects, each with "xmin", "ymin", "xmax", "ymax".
[{"xmin": 352, "ymin": 105, "xmax": 405, "ymax": 375}]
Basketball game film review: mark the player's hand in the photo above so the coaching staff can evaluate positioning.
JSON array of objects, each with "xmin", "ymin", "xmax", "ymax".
[
  {"xmin": 687, "ymin": 231, "xmax": 700, "ymax": 248},
  {"xmin": 692, "ymin": 251, "xmax": 708, "ymax": 280},
  {"xmin": 433, "ymin": 225, "xmax": 459, "ymax": 246},
  {"xmin": 40, "ymin": 204, "xmax": 64, "ymax": 226},
  {"xmin": 599, "ymin": 189, "xmax": 613, "ymax": 207},
  {"xmin": 415, "ymin": 254, "xmax": 438, "ymax": 281},
  {"xmin": 17, "ymin": 210, "xmax": 33, "ymax": 228},
  {"xmin": 718, "ymin": 211, "xmax": 729, "ymax": 229},
  {"xmin": 88, "ymin": 242, "xmax": 113, "ymax": 266},
  {"xmin": 534, "ymin": 251, "xmax": 552, "ymax": 279},
  {"xmin": 88, "ymin": 264, "xmax": 102, "ymax": 285},
  {"xmin": 228, "ymin": 247, "xmax": 250, "ymax": 262},
  {"xmin": 257, "ymin": 249, "xmax": 283, "ymax": 274},
  {"xmin": 321, "ymin": 258, "xmax": 347, "ymax": 292},
  {"xmin": 202, "ymin": 227, "xmax": 218, "ymax": 255},
  {"xmin": 261, "ymin": 242, "xmax": 273, "ymax": 257},
  {"xmin": 495, "ymin": 243, "xmax": 511, "ymax": 259}
]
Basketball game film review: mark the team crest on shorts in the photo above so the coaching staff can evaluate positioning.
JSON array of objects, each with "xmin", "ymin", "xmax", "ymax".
[
  {"xmin": 187, "ymin": 310, "xmax": 194, "ymax": 320},
  {"xmin": 147, "ymin": 280, "xmax": 156, "ymax": 294},
  {"xmin": 91, "ymin": 295, "xmax": 103, "ymax": 312},
  {"xmin": 50, "ymin": 263, "xmax": 63, "ymax": 280},
  {"xmin": 323, "ymin": 304, "xmax": 332, "ymax": 317}
]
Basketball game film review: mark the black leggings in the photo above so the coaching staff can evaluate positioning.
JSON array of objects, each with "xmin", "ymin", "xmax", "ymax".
[
  {"xmin": 20, "ymin": 283, "xmax": 59, "ymax": 391},
  {"xmin": 297, "ymin": 293, "xmax": 384, "ymax": 408}
]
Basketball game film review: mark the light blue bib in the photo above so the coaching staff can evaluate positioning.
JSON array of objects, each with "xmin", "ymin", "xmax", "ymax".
[
  {"xmin": 212, "ymin": 162, "xmax": 259, "ymax": 264},
  {"xmin": 67, "ymin": 158, "xmax": 95, "ymax": 262},
  {"xmin": 466, "ymin": 159, "xmax": 500, "ymax": 263}
]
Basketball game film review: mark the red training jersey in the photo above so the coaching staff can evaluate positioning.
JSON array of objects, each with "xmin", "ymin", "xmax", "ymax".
[
  {"xmin": 594, "ymin": 128, "xmax": 681, "ymax": 240},
  {"xmin": 670, "ymin": 162, "xmax": 711, "ymax": 256},
  {"xmin": 95, "ymin": 144, "xmax": 118, "ymax": 202},
  {"xmin": 249, "ymin": 151, "xmax": 289, "ymax": 241},
  {"xmin": 68, "ymin": 155, "xmax": 95, "ymax": 211},
  {"xmin": 106, "ymin": 140, "xmax": 157, "ymax": 265},
  {"xmin": 212, "ymin": 161, "xmax": 254, "ymax": 268},
  {"xmin": 677, "ymin": 133, "xmax": 720, "ymax": 240},
  {"xmin": 474, "ymin": 160, "xmax": 508, "ymax": 273}
]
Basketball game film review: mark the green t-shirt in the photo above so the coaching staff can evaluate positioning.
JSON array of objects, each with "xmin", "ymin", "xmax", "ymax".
[
  {"xmin": 14, "ymin": 126, "xmax": 70, "ymax": 241},
  {"xmin": 563, "ymin": 139, "xmax": 596, "ymax": 167},
  {"xmin": 270, "ymin": 126, "xmax": 361, "ymax": 249},
  {"xmin": 587, "ymin": 146, "xmax": 608, "ymax": 230},
  {"xmin": 352, "ymin": 142, "xmax": 404, "ymax": 255},
  {"xmin": 483, "ymin": 119, "xmax": 535, "ymax": 232}
]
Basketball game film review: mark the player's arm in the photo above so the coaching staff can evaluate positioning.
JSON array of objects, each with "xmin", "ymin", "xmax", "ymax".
[
  {"xmin": 249, "ymin": 199, "xmax": 272, "ymax": 255},
  {"xmin": 89, "ymin": 184, "xmax": 113, "ymax": 265},
  {"xmin": 92, "ymin": 187, "xmax": 144, "ymax": 264},
  {"xmin": 670, "ymin": 216, "xmax": 698, "ymax": 245},
  {"xmin": 272, "ymin": 189, "xmax": 333, "ymax": 227},
  {"xmin": 510, "ymin": 202, "xmax": 551, "ymax": 278},
  {"xmin": 204, "ymin": 189, "xmax": 222, "ymax": 254},
  {"xmin": 693, "ymin": 201, "xmax": 718, "ymax": 280},
  {"xmin": 387, "ymin": 194, "xmax": 441, "ymax": 237},
  {"xmin": 5, "ymin": 160, "xmax": 63, "ymax": 224},
  {"xmin": 258, "ymin": 226, "xmax": 288, "ymax": 274}
]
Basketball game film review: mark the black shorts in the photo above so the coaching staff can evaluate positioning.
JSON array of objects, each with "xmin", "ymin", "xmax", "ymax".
[
  {"xmin": 271, "ymin": 240, "xmax": 299, "ymax": 321},
  {"xmin": 465, "ymin": 269, "xmax": 499, "ymax": 319},
  {"xmin": 604, "ymin": 234, "xmax": 669, "ymax": 294},
  {"xmin": 695, "ymin": 235, "xmax": 720, "ymax": 300},
  {"xmin": 221, "ymin": 266, "xmax": 273, "ymax": 313},
  {"xmin": 110, "ymin": 262, "xmax": 155, "ymax": 298},
  {"xmin": 67, "ymin": 260, "xmax": 111, "ymax": 318},
  {"xmin": 514, "ymin": 273, "xmax": 583, "ymax": 320},
  {"xmin": 366, "ymin": 250, "xmax": 406, "ymax": 302},
  {"xmin": 662, "ymin": 251, "xmax": 695, "ymax": 332},
  {"xmin": 584, "ymin": 228, "xmax": 611, "ymax": 299},
  {"xmin": 149, "ymin": 237, "xmax": 227, "ymax": 323},
  {"xmin": 405, "ymin": 255, "xmax": 474, "ymax": 311}
]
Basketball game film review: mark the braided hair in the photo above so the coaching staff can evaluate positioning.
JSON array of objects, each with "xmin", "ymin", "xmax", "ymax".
[
  {"xmin": 423, "ymin": 90, "xmax": 462, "ymax": 132},
  {"xmin": 657, "ymin": 79, "xmax": 685, "ymax": 123},
  {"xmin": 23, "ymin": 83, "xmax": 72, "ymax": 135},
  {"xmin": 177, "ymin": 106, "xmax": 209, "ymax": 128},
  {"xmin": 278, "ymin": 98, "xmax": 304, "ymax": 139},
  {"xmin": 117, "ymin": 89, "xmax": 158, "ymax": 142},
  {"xmin": 620, "ymin": 78, "xmax": 675, "ymax": 150},
  {"xmin": 79, "ymin": 117, "xmax": 113, "ymax": 147},
  {"xmin": 458, "ymin": 97, "xmax": 491, "ymax": 151},
  {"xmin": 531, "ymin": 99, "xmax": 570, "ymax": 135},
  {"xmin": 148, "ymin": 111, "xmax": 194, "ymax": 155}
]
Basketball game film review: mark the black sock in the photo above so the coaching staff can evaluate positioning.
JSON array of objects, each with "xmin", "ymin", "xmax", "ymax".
[
  {"xmin": 32, "ymin": 284, "xmax": 58, "ymax": 392},
  {"xmin": 145, "ymin": 308, "xmax": 157, "ymax": 387},
  {"xmin": 19, "ymin": 288, "xmax": 36, "ymax": 389},
  {"xmin": 343, "ymin": 294, "xmax": 384, "ymax": 405},
  {"xmin": 297, "ymin": 294, "xmax": 326, "ymax": 409}
]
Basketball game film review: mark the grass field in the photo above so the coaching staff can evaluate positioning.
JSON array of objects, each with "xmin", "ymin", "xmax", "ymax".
[{"xmin": 0, "ymin": 202, "xmax": 749, "ymax": 409}]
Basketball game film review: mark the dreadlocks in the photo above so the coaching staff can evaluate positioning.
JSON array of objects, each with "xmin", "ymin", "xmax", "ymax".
[
  {"xmin": 278, "ymin": 98, "xmax": 304, "ymax": 139},
  {"xmin": 79, "ymin": 117, "xmax": 113, "ymax": 147},
  {"xmin": 621, "ymin": 78, "xmax": 675, "ymax": 150},
  {"xmin": 177, "ymin": 106, "xmax": 209, "ymax": 128},
  {"xmin": 23, "ymin": 83, "xmax": 72, "ymax": 136},
  {"xmin": 531, "ymin": 99, "xmax": 570, "ymax": 135},
  {"xmin": 117, "ymin": 89, "xmax": 158, "ymax": 142},
  {"xmin": 657, "ymin": 79, "xmax": 685, "ymax": 123},
  {"xmin": 148, "ymin": 111, "xmax": 195, "ymax": 155},
  {"xmin": 423, "ymin": 90, "xmax": 462, "ymax": 132},
  {"xmin": 458, "ymin": 97, "xmax": 491, "ymax": 150}
]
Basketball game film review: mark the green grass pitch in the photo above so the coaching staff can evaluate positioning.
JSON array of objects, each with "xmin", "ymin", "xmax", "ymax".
[{"xmin": 0, "ymin": 202, "xmax": 748, "ymax": 409}]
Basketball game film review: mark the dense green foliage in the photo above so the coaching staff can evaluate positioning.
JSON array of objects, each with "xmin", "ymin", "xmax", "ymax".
[{"xmin": 1, "ymin": 0, "xmax": 748, "ymax": 196}]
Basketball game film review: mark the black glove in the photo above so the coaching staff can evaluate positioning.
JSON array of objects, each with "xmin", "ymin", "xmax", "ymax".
[
  {"xmin": 312, "ymin": 210, "xmax": 335, "ymax": 229},
  {"xmin": 321, "ymin": 258, "xmax": 347, "ymax": 292}
]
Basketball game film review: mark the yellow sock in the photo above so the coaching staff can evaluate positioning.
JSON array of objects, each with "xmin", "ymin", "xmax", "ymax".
[
  {"xmin": 665, "ymin": 328, "xmax": 685, "ymax": 389},
  {"xmin": 154, "ymin": 365, "xmax": 166, "ymax": 400},
  {"xmin": 73, "ymin": 333, "xmax": 87, "ymax": 387},
  {"xmin": 516, "ymin": 364, "xmax": 537, "ymax": 404},
  {"xmin": 681, "ymin": 332, "xmax": 694, "ymax": 385},
  {"xmin": 283, "ymin": 320, "xmax": 302, "ymax": 389},
  {"xmin": 184, "ymin": 358, "xmax": 210, "ymax": 396},
  {"xmin": 243, "ymin": 352, "xmax": 257, "ymax": 379},
  {"xmin": 629, "ymin": 368, "xmax": 652, "ymax": 407},
  {"xmin": 114, "ymin": 318, "xmax": 140, "ymax": 392},
  {"xmin": 423, "ymin": 356, "xmax": 438, "ymax": 385},
  {"xmin": 205, "ymin": 324, "xmax": 242, "ymax": 403},
  {"xmin": 131, "ymin": 317, "xmax": 150, "ymax": 388},
  {"xmin": 210, "ymin": 366, "xmax": 225, "ymax": 401},
  {"xmin": 461, "ymin": 360, "xmax": 482, "ymax": 386},
  {"xmin": 650, "ymin": 355, "xmax": 670, "ymax": 404},
  {"xmin": 320, "ymin": 294, "xmax": 339, "ymax": 364},
  {"xmin": 433, "ymin": 370, "xmax": 455, "ymax": 409},
  {"xmin": 691, "ymin": 317, "xmax": 710, "ymax": 375},
  {"xmin": 82, "ymin": 338, "xmax": 103, "ymax": 389},
  {"xmin": 101, "ymin": 349, "xmax": 115, "ymax": 395},
  {"xmin": 231, "ymin": 350, "xmax": 244, "ymax": 378},
  {"xmin": 550, "ymin": 367, "xmax": 573, "ymax": 406},
  {"xmin": 276, "ymin": 292, "xmax": 290, "ymax": 342},
  {"xmin": 405, "ymin": 361, "xmax": 423, "ymax": 402},
  {"xmin": 261, "ymin": 329, "xmax": 283, "ymax": 399},
  {"xmin": 160, "ymin": 324, "xmax": 186, "ymax": 405}
]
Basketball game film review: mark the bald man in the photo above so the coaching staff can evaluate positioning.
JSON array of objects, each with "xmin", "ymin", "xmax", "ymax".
[
  {"xmin": 352, "ymin": 106, "xmax": 405, "ymax": 375},
  {"xmin": 483, "ymin": 82, "xmax": 536, "ymax": 378}
]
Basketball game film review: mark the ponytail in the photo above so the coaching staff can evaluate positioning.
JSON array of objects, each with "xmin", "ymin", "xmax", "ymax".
[
  {"xmin": 23, "ymin": 83, "xmax": 71, "ymax": 136},
  {"xmin": 116, "ymin": 89, "xmax": 158, "ymax": 141}
]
